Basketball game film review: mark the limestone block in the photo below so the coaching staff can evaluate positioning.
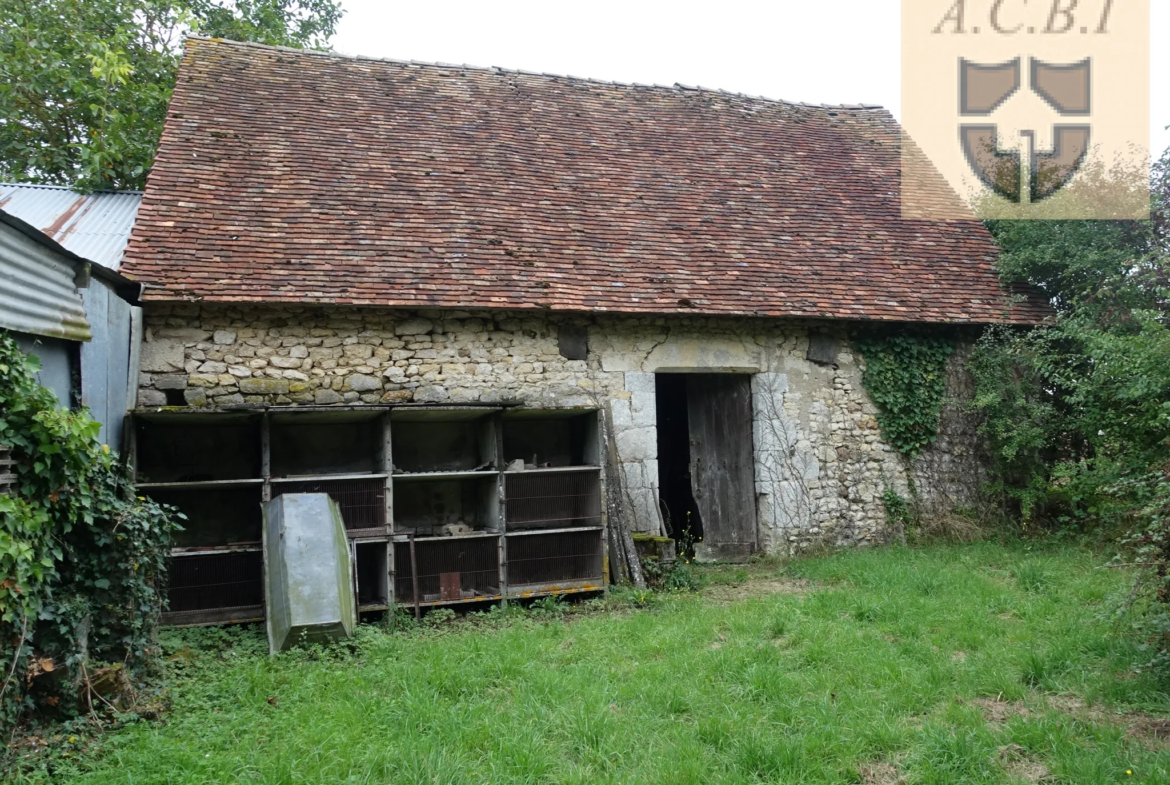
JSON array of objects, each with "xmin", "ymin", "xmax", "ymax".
[
  {"xmin": 227, "ymin": 365, "xmax": 251, "ymax": 378},
  {"xmin": 623, "ymin": 371, "xmax": 656, "ymax": 394},
  {"xmin": 380, "ymin": 389, "xmax": 413, "ymax": 403},
  {"xmin": 615, "ymin": 427, "xmax": 656, "ymax": 462},
  {"xmin": 315, "ymin": 389, "xmax": 344, "ymax": 404},
  {"xmin": 610, "ymin": 399, "xmax": 634, "ymax": 431},
  {"xmin": 140, "ymin": 340, "xmax": 184, "ymax": 373},
  {"xmin": 154, "ymin": 374, "xmax": 188, "ymax": 390},
  {"xmin": 345, "ymin": 373, "xmax": 381, "ymax": 392},
  {"xmin": 240, "ymin": 378, "xmax": 290, "ymax": 395},
  {"xmin": 645, "ymin": 337, "xmax": 763, "ymax": 373},
  {"xmin": 343, "ymin": 344, "xmax": 374, "ymax": 360},
  {"xmin": 213, "ymin": 329, "xmax": 237, "ymax": 345},
  {"xmin": 220, "ymin": 393, "xmax": 246, "ymax": 406},
  {"xmin": 619, "ymin": 461, "xmax": 645, "ymax": 491},
  {"xmin": 270, "ymin": 356, "xmax": 303, "ymax": 369},
  {"xmin": 599, "ymin": 352, "xmax": 640, "ymax": 373},
  {"xmin": 629, "ymin": 390, "xmax": 655, "ymax": 428},
  {"xmin": 414, "ymin": 385, "xmax": 450, "ymax": 403},
  {"xmin": 155, "ymin": 327, "xmax": 211, "ymax": 341},
  {"xmin": 449, "ymin": 387, "xmax": 480, "ymax": 403},
  {"xmin": 752, "ymin": 371, "xmax": 789, "ymax": 398},
  {"xmin": 184, "ymin": 388, "xmax": 208, "ymax": 407},
  {"xmin": 137, "ymin": 389, "xmax": 166, "ymax": 407}
]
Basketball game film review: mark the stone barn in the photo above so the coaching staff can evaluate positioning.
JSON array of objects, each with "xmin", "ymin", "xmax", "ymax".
[{"xmin": 120, "ymin": 38, "xmax": 1046, "ymax": 624}]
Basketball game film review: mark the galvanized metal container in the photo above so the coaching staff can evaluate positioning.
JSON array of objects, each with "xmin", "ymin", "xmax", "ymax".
[{"xmin": 263, "ymin": 493, "xmax": 355, "ymax": 654}]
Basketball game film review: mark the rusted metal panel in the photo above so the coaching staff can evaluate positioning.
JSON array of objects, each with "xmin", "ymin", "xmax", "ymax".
[
  {"xmin": 439, "ymin": 572, "xmax": 462, "ymax": 600},
  {"xmin": 0, "ymin": 218, "xmax": 91, "ymax": 340},
  {"xmin": 505, "ymin": 529, "xmax": 604, "ymax": 588},
  {"xmin": 0, "ymin": 184, "xmax": 141, "ymax": 271},
  {"xmin": 687, "ymin": 374, "xmax": 757, "ymax": 562},
  {"xmin": 393, "ymin": 535, "xmax": 501, "ymax": 604}
]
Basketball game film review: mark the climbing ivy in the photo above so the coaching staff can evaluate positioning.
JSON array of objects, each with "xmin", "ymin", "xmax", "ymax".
[
  {"xmin": 0, "ymin": 333, "xmax": 180, "ymax": 728},
  {"xmin": 851, "ymin": 329, "xmax": 955, "ymax": 458}
]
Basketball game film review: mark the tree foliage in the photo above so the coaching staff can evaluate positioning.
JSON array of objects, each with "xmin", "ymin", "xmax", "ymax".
[
  {"xmin": 969, "ymin": 147, "xmax": 1170, "ymax": 665},
  {"xmin": 970, "ymin": 148, "xmax": 1170, "ymax": 526},
  {"xmin": 0, "ymin": 0, "xmax": 343, "ymax": 191},
  {"xmin": 0, "ymin": 334, "xmax": 180, "ymax": 728}
]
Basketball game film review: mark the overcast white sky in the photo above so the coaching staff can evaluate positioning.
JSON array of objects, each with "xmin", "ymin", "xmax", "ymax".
[{"xmin": 333, "ymin": 0, "xmax": 1170, "ymax": 158}]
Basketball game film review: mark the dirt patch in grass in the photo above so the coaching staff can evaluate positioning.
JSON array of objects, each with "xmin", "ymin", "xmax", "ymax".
[
  {"xmin": 998, "ymin": 744, "xmax": 1052, "ymax": 783},
  {"xmin": 858, "ymin": 760, "xmax": 904, "ymax": 784},
  {"xmin": 702, "ymin": 577, "xmax": 811, "ymax": 603},
  {"xmin": 973, "ymin": 694, "xmax": 1170, "ymax": 749},
  {"xmin": 1047, "ymin": 695, "xmax": 1170, "ymax": 749},
  {"xmin": 972, "ymin": 697, "xmax": 1031, "ymax": 726}
]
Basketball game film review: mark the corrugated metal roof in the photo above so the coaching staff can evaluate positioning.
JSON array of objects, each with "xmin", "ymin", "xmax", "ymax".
[
  {"xmin": 0, "ymin": 183, "xmax": 141, "ymax": 271},
  {"xmin": 0, "ymin": 217, "xmax": 92, "ymax": 341}
]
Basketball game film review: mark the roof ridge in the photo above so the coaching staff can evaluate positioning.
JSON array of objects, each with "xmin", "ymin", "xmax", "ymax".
[
  {"xmin": 0, "ymin": 182, "xmax": 143, "ymax": 196},
  {"xmin": 184, "ymin": 35, "xmax": 889, "ymax": 113}
]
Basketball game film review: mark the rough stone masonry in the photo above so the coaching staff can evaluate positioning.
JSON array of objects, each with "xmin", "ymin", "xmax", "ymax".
[{"xmin": 137, "ymin": 303, "xmax": 985, "ymax": 555}]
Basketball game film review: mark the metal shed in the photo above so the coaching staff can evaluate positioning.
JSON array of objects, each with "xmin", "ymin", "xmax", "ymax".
[{"xmin": 0, "ymin": 203, "xmax": 142, "ymax": 450}]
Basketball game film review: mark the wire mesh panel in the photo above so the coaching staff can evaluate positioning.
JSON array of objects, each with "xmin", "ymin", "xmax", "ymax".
[
  {"xmin": 507, "ymin": 530, "xmax": 604, "ymax": 587},
  {"xmin": 272, "ymin": 477, "xmax": 387, "ymax": 532},
  {"xmin": 505, "ymin": 470, "xmax": 601, "ymax": 528},
  {"xmin": 167, "ymin": 552, "xmax": 263, "ymax": 614},
  {"xmin": 394, "ymin": 537, "xmax": 501, "ymax": 603},
  {"xmin": 0, "ymin": 445, "xmax": 14, "ymax": 495}
]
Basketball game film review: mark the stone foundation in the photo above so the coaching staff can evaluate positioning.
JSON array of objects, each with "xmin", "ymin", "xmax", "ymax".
[{"xmin": 137, "ymin": 303, "xmax": 985, "ymax": 554}]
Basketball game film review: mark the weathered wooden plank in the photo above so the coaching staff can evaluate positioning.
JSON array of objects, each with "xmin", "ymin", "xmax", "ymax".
[{"xmin": 687, "ymin": 374, "xmax": 757, "ymax": 562}]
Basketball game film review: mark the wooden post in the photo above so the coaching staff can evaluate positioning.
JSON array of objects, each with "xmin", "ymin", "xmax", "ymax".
[{"xmin": 409, "ymin": 532, "xmax": 421, "ymax": 621}]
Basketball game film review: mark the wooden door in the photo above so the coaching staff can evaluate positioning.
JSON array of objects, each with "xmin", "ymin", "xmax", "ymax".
[{"xmin": 687, "ymin": 374, "xmax": 757, "ymax": 562}]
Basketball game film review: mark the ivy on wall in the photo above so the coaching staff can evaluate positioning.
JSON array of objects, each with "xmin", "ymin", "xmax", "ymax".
[
  {"xmin": 851, "ymin": 329, "xmax": 956, "ymax": 458},
  {"xmin": 0, "ymin": 333, "xmax": 180, "ymax": 728}
]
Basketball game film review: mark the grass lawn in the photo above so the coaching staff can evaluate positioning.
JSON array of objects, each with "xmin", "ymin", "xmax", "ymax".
[{"xmin": 15, "ymin": 541, "xmax": 1170, "ymax": 784}]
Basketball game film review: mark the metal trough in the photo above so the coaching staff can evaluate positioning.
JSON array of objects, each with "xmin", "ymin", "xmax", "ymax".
[{"xmin": 263, "ymin": 493, "xmax": 355, "ymax": 654}]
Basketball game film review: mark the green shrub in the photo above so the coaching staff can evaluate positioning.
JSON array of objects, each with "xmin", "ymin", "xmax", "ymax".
[
  {"xmin": 969, "ymin": 145, "xmax": 1170, "ymax": 673},
  {"xmin": 0, "ymin": 333, "xmax": 180, "ymax": 727}
]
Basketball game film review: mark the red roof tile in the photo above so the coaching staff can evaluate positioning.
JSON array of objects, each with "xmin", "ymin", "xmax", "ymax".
[{"xmin": 123, "ymin": 37, "xmax": 1049, "ymax": 324}]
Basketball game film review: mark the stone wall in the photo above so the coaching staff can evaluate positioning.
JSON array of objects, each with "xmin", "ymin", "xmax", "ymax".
[{"xmin": 137, "ymin": 303, "xmax": 986, "ymax": 554}]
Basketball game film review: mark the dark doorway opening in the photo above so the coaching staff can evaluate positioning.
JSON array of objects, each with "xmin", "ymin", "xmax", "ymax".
[
  {"xmin": 655, "ymin": 374, "xmax": 704, "ymax": 549},
  {"xmin": 655, "ymin": 373, "xmax": 758, "ymax": 562}
]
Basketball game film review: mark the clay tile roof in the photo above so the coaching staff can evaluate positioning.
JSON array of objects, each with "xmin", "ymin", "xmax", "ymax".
[{"xmin": 122, "ymin": 37, "xmax": 1050, "ymax": 324}]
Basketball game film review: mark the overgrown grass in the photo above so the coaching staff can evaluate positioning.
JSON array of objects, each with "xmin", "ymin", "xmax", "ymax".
[{"xmin": 11, "ymin": 541, "xmax": 1170, "ymax": 784}]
